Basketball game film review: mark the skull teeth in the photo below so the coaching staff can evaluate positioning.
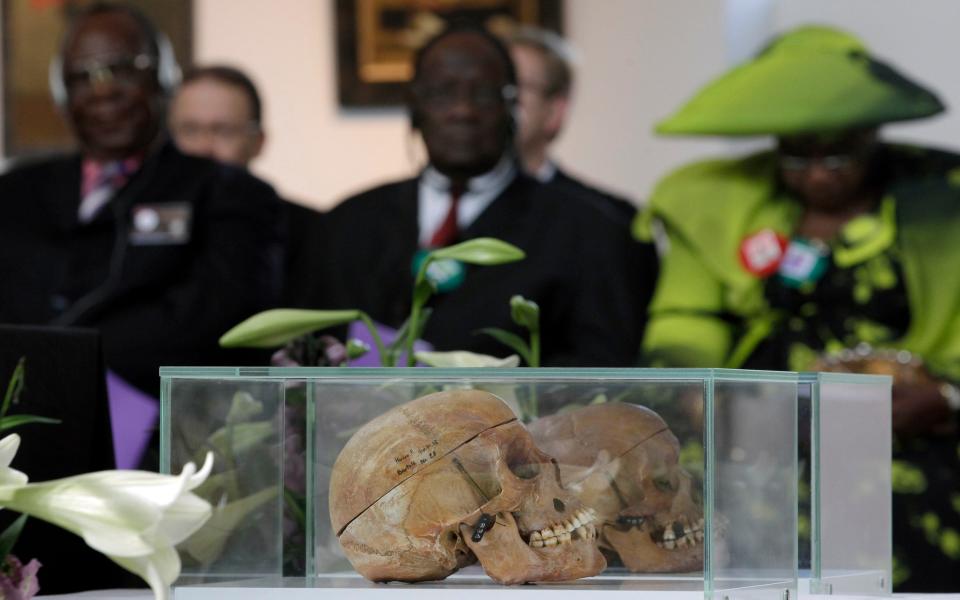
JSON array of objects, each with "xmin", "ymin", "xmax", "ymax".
[
  {"xmin": 654, "ymin": 518, "xmax": 704, "ymax": 550},
  {"xmin": 526, "ymin": 507, "xmax": 598, "ymax": 547}
]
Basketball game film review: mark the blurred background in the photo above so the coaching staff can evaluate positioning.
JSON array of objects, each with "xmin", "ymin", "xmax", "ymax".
[{"xmin": 2, "ymin": 0, "xmax": 960, "ymax": 210}]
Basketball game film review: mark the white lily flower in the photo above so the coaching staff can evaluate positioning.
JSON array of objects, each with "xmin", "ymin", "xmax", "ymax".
[
  {"xmin": 415, "ymin": 350, "xmax": 521, "ymax": 368},
  {"xmin": 0, "ymin": 434, "xmax": 27, "ymax": 487},
  {"xmin": 0, "ymin": 434, "xmax": 213, "ymax": 600}
]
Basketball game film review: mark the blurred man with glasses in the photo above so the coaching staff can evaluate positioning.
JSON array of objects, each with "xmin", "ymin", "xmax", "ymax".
[
  {"xmin": 169, "ymin": 65, "xmax": 265, "ymax": 167},
  {"xmin": 0, "ymin": 3, "xmax": 283, "ymax": 399},
  {"xmin": 508, "ymin": 26, "xmax": 636, "ymax": 222},
  {"xmin": 287, "ymin": 24, "xmax": 649, "ymax": 366}
]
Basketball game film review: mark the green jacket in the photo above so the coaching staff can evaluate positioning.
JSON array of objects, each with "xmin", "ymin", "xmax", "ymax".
[{"xmin": 637, "ymin": 146, "xmax": 960, "ymax": 379}]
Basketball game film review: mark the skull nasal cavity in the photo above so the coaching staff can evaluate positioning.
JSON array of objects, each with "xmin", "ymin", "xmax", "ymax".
[{"xmin": 553, "ymin": 498, "xmax": 566, "ymax": 512}]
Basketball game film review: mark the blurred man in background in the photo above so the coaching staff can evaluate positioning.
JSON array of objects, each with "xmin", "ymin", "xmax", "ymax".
[
  {"xmin": 0, "ymin": 4, "xmax": 283, "ymax": 398},
  {"xmin": 287, "ymin": 24, "xmax": 651, "ymax": 366},
  {"xmin": 508, "ymin": 26, "xmax": 635, "ymax": 220},
  {"xmin": 169, "ymin": 65, "xmax": 265, "ymax": 166}
]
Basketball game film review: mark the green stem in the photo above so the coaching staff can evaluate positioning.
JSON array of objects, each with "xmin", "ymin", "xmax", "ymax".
[
  {"xmin": 357, "ymin": 312, "xmax": 390, "ymax": 367},
  {"xmin": 283, "ymin": 488, "xmax": 307, "ymax": 529},
  {"xmin": 525, "ymin": 328, "xmax": 541, "ymax": 421},
  {"xmin": 530, "ymin": 331, "xmax": 541, "ymax": 369},
  {"xmin": 2, "ymin": 358, "xmax": 25, "ymax": 420},
  {"xmin": 406, "ymin": 258, "xmax": 434, "ymax": 367}
]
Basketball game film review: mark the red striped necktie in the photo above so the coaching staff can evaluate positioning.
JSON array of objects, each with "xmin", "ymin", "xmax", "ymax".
[{"xmin": 428, "ymin": 183, "xmax": 465, "ymax": 248}]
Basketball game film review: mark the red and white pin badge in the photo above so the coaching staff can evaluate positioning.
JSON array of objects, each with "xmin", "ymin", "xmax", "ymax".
[{"xmin": 739, "ymin": 229, "xmax": 788, "ymax": 277}]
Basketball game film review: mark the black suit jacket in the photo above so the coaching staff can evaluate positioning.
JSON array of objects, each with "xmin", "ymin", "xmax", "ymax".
[
  {"xmin": 550, "ymin": 166, "xmax": 638, "ymax": 224},
  {"xmin": 287, "ymin": 171, "xmax": 652, "ymax": 366},
  {"xmin": 0, "ymin": 141, "xmax": 283, "ymax": 395}
]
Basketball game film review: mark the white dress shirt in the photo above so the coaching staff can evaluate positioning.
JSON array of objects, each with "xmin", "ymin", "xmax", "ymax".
[
  {"xmin": 533, "ymin": 159, "xmax": 558, "ymax": 183},
  {"xmin": 418, "ymin": 155, "xmax": 517, "ymax": 247}
]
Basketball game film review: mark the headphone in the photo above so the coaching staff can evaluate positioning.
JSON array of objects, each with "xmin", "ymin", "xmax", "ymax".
[{"xmin": 49, "ymin": 22, "xmax": 181, "ymax": 108}]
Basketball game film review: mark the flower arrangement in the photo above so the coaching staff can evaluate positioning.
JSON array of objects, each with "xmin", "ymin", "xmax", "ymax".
[
  {"xmin": 220, "ymin": 237, "xmax": 541, "ymax": 372},
  {"xmin": 0, "ymin": 358, "xmax": 214, "ymax": 600},
  {"xmin": 208, "ymin": 237, "xmax": 542, "ymax": 575}
]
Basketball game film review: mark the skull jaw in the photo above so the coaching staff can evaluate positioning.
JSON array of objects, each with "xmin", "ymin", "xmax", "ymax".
[
  {"xmin": 461, "ymin": 512, "xmax": 607, "ymax": 584},
  {"xmin": 339, "ymin": 523, "xmax": 476, "ymax": 583},
  {"xmin": 602, "ymin": 525, "xmax": 703, "ymax": 573}
]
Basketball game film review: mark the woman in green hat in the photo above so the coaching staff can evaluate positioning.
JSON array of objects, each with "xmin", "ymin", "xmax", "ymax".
[{"xmin": 639, "ymin": 25, "xmax": 960, "ymax": 591}]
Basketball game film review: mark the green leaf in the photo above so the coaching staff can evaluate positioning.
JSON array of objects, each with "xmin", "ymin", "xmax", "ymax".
[
  {"xmin": 219, "ymin": 309, "xmax": 361, "ymax": 348},
  {"xmin": 283, "ymin": 488, "xmax": 307, "ymax": 529},
  {"xmin": 225, "ymin": 392, "xmax": 263, "ymax": 424},
  {"xmin": 509, "ymin": 295, "xmax": 540, "ymax": 333},
  {"xmin": 0, "ymin": 514, "xmax": 28, "ymax": 560},
  {"xmin": 0, "ymin": 415, "xmax": 61, "ymax": 432},
  {"xmin": 476, "ymin": 327, "xmax": 533, "ymax": 366},
  {"xmin": 387, "ymin": 308, "xmax": 434, "ymax": 352},
  {"xmin": 386, "ymin": 315, "xmax": 415, "ymax": 352},
  {"xmin": 181, "ymin": 486, "xmax": 279, "ymax": 565},
  {"xmin": 2, "ymin": 358, "xmax": 26, "ymax": 421},
  {"xmin": 207, "ymin": 421, "xmax": 275, "ymax": 458},
  {"xmin": 430, "ymin": 238, "xmax": 525, "ymax": 265}
]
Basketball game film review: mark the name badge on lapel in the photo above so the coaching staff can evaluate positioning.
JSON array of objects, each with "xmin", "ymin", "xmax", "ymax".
[
  {"xmin": 739, "ymin": 229, "xmax": 788, "ymax": 277},
  {"xmin": 778, "ymin": 238, "xmax": 829, "ymax": 287},
  {"xmin": 128, "ymin": 202, "xmax": 192, "ymax": 245}
]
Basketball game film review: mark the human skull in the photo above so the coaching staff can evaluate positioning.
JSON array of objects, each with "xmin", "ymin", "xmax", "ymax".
[
  {"xmin": 529, "ymin": 402, "xmax": 704, "ymax": 572},
  {"xmin": 329, "ymin": 389, "xmax": 606, "ymax": 584}
]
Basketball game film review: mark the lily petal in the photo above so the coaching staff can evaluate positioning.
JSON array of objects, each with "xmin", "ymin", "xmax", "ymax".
[
  {"xmin": 415, "ymin": 350, "xmax": 521, "ymax": 368},
  {"xmin": 0, "ymin": 435, "xmax": 27, "ymax": 488},
  {"xmin": 0, "ymin": 449, "xmax": 213, "ymax": 600}
]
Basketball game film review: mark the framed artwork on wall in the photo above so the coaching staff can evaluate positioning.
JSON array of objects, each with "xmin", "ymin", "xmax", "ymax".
[
  {"xmin": 335, "ymin": 0, "xmax": 562, "ymax": 108},
  {"xmin": 2, "ymin": 0, "xmax": 192, "ymax": 158}
]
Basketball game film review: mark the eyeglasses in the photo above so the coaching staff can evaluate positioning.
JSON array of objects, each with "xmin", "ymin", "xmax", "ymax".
[
  {"xmin": 170, "ymin": 121, "xmax": 260, "ymax": 143},
  {"xmin": 413, "ymin": 81, "xmax": 517, "ymax": 110},
  {"xmin": 64, "ymin": 53, "xmax": 156, "ymax": 95},
  {"xmin": 779, "ymin": 154, "xmax": 860, "ymax": 172},
  {"xmin": 517, "ymin": 80, "xmax": 559, "ymax": 99}
]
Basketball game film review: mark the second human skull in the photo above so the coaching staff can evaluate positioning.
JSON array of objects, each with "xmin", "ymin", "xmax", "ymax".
[{"xmin": 530, "ymin": 402, "xmax": 704, "ymax": 572}]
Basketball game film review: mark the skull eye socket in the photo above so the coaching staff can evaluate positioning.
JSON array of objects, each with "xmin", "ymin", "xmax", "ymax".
[
  {"xmin": 509, "ymin": 460, "xmax": 541, "ymax": 480},
  {"xmin": 653, "ymin": 477, "xmax": 674, "ymax": 492},
  {"xmin": 504, "ymin": 433, "xmax": 545, "ymax": 480}
]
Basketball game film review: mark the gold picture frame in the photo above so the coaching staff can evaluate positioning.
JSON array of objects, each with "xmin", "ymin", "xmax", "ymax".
[{"xmin": 336, "ymin": 0, "xmax": 562, "ymax": 107}]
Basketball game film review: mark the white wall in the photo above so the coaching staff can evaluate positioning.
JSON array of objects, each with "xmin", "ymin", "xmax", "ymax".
[
  {"xmin": 771, "ymin": 0, "xmax": 960, "ymax": 149},
  {"xmin": 194, "ymin": 0, "xmax": 414, "ymax": 208},
  {"xmin": 6, "ymin": 1, "xmax": 960, "ymax": 206},
  {"xmin": 193, "ymin": 0, "xmax": 737, "ymax": 209},
  {"xmin": 553, "ymin": 0, "xmax": 734, "ymax": 203}
]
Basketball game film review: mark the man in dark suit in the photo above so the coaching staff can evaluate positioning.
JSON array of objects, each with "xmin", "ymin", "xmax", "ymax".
[
  {"xmin": 508, "ymin": 26, "xmax": 638, "ymax": 222},
  {"xmin": 0, "ymin": 4, "xmax": 283, "ymax": 396},
  {"xmin": 287, "ymin": 25, "xmax": 650, "ymax": 366}
]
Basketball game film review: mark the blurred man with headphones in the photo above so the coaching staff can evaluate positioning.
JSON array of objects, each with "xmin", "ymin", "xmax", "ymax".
[
  {"xmin": 0, "ymin": 3, "xmax": 283, "ymax": 398},
  {"xmin": 286, "ymin": 25, "xmax": 647, "ymax": 366}
]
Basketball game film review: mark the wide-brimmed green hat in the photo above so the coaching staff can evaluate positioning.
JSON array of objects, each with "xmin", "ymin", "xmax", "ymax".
[{"xmin": 656, "ymin": 25, "xmax": 944, "ymax": 136}]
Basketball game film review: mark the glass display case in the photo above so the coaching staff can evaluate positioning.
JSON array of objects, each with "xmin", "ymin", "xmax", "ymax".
[
  {"xmin": 807, "ymin": 372, "xmax": 891, "ymax": 596},
  {"xmin": 161, "ymin": 367, "xmax": 800, "ymax": 600}
]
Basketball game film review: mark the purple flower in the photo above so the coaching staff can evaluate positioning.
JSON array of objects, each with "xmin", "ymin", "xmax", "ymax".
[{"xmin": 0, "ymin": 554, "xmax": 41, "ymax": 600}]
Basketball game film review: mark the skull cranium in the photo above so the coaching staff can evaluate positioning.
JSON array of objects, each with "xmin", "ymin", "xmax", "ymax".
[
  {"xmin": 329, "ymin": 389, "xmax": 606, "ymax": 583},
  {"xmin": 529, "ymin": 402, "xmax": 704, "ymax": 572}
]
